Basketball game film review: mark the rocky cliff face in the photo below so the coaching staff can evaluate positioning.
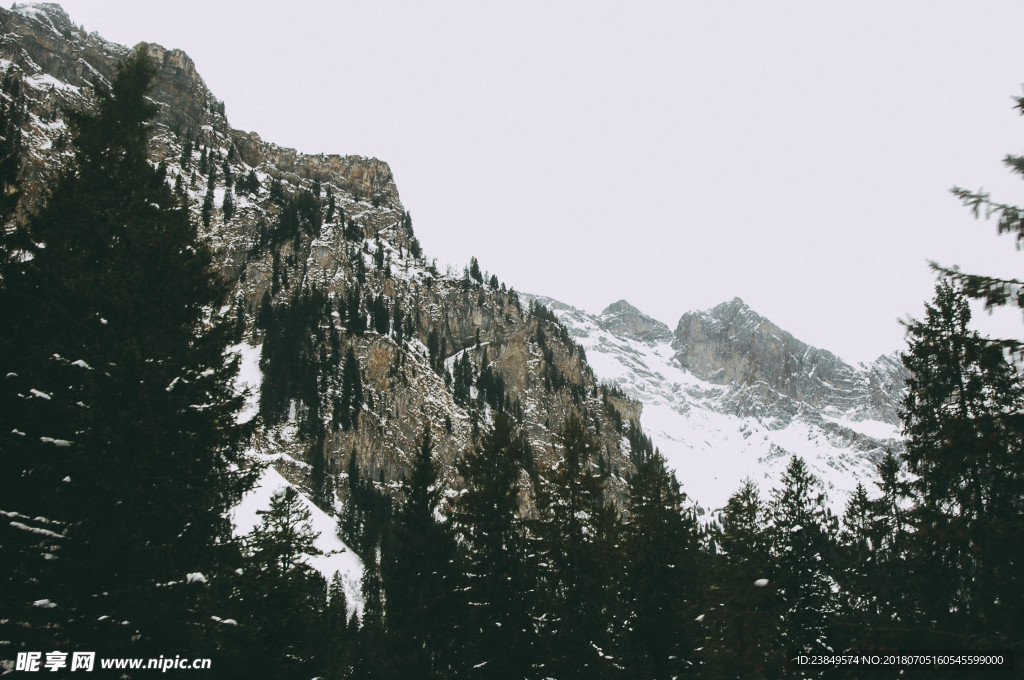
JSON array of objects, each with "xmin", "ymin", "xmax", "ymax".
[
  {"xmin": 0, "ymin": 5, "xmax": 400, "ymax": 213},
  {"xmin": 674, "ymin": 297, "xmax": 904, "ymax": 423},
  {"xmin": 0, "ymin": 3, "xmax": 638, "ymax": 516},
  {"xmin": 599, "ymin": 299, "xmax": 674, "ymax": 344},
  {"xmin": 535, "ymin": 295, "xmax": 907, "ymax": 513}
]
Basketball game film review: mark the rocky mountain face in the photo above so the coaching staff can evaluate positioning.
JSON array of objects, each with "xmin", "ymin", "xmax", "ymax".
[
  {"xmin": 598, "ymin": 299, "xmax": 674, "ymax": 343},
  {"xmin": 0, "ymin": 1, "xmax": 637, "ymax": 536},
  {"xmin": 0, "ymin": 2, "xmax": 908, "ymax": 526},
  {"xmin": 530, "ymin": 295, "xmax": 908, "ymax": 513},
  {"xmin": 675, "ymin": 297, "xmax": 904, "ymax": 423}
]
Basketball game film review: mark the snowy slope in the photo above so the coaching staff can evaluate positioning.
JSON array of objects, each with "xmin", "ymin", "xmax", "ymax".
[
  {"xmin": 232, "ymin": 466, "xmax": 364, "ymax": 617},
  {"xmin": 229, "ymin": 342, "xmax": 262, "ymax": 425},
  {"xmin": 532, "ymin": 296, "xmax": 904, "ymax": 514}
]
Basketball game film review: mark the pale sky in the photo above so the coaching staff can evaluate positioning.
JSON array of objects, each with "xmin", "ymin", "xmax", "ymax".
[{"xmin": 46, "ymin": 1, "xmax": 1024, "ymax": 363}]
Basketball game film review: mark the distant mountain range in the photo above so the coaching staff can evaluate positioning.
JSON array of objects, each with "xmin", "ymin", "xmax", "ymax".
[{"xmin": 528, "ymin": 295, "xmax": 907, "ymax": 513}]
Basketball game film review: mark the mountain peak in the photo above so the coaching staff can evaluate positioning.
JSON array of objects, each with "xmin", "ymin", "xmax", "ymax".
[
  {"xmin": 13, "ymin": 2, "xmax": 70, "ymax": 23},
  {"xmin": 673, "ymin": 300, "xmax": 905, "ymax": 422},
  {"xmin": 708, "ymin": 296, "xmax": 756, "ymax": 317},
  {"xmin": 10, "ymin": 3, "xmax": 76, "ymax": 38},
  {"xmin": 600, "ymin": 299, "xmax": 642, "ymax": 316},
  {"xmin": 598, "ymin": 300, "xmax": 671, "ymax": 343},
  {"xmin": 546, "ymin": 295, "xmax": 907, "ymax": 514}
]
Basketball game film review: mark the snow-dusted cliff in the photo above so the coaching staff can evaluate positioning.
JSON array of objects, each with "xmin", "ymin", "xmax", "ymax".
[{"xmin": 531, "ymin": 295, "xmax": 907, "ymax": 513}]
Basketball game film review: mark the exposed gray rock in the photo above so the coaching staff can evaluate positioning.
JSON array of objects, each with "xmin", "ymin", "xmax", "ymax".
[
  {"xmin": 598, "ymin": 299, "xmax": 673, "ymax": 344},
  {"xmin": 673, "ymin": 297, "xmax": 905, "ymax": 423}
]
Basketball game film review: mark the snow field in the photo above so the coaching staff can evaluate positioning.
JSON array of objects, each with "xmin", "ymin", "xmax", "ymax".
[{"xmin": 232, "ymin": 466, "xmax": 365, "ymax": 618}]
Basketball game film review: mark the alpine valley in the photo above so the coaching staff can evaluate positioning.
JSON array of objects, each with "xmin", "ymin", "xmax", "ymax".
[
  {"xmin": 1, "ymin": 4, "xmax": 934, "ymax": 678},
  {"xmin": 0, "ymin": 0, "xmax": 908, "ymax": 596}
]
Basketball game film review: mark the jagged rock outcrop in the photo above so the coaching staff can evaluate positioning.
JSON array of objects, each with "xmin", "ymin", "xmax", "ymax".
[
  {"xmin": 0, "ymin": 5, "xmax": 401, "ymax": 229},
  {"xmin": 674, "ymin": 297, "xmax": 903, "ymax": 423},
  {"xmin": 599, "ymin": 299, "xmax": 673, "ymax": 343}
]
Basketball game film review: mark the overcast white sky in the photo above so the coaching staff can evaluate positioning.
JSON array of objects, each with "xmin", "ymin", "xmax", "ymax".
[{"xmin": 48, "ymin": 1, "xmax": 1024, "ymax": 363}]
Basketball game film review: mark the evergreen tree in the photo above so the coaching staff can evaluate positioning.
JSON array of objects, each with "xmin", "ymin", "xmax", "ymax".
[
  {"xmin": 353, "ymin": 245, "xmax": 367, "ymax": 282},
  {"xmin": 940, "ymin": 94, "xmax": 1024, "ymax": 350},
  {"xmin": 325, "ymin": 186, "xmax": 336, "ymax": 222},
  {"xmin": 247, "ymin": 487, "xmax": 323, "ymax": 576},
  {"xmin": 427, "ymin": 328, "xmax": 447, "ymax": 374},
  {"xmin": 620, "ymin": 447, "xmax": 701, "ymax": 679},
  {"xmin": 768, "ymin": 456, "xmax": 839, "ymax": 661},
  {"xmin": 344, "ymin": 284, "xmax": 366, "ymax": 335},
  {"xmin": 324, "ymin": 571, "xmax": 354, "ymax": 679},
  {"xmin": 533, "ymin": 412, "xmax": 620, "ymax": 679},
  {"xmin": 921, "ymin": 94, "xmax": 1024, "ymax": 665},
  {"xmin": 222, "ymin": 185, "xmax": 235, "ymax": 221},
  {"xmin": 475, "ymin": 346, "xmax": 507, "ymax": 413},
  {"xmin": 201, "ymin": 163, "xmax": 215, "ymax": 228},
  {"xmin": 381, "ymin": 426, "xmax": 463, "ymax": 679},
  {"xmin": 392, "ymin": 298, "xmax": 404, "ymax": 345},
  {"xmin": 0, "ymin": 69, "xmax": 25, "ymax": 226},
  {"xmin": 453, "ymin": 414, "xmax": 537, "ymax": 680},
  {"xmin": 334, "ymin": 346, "xmax": 363, "ymax": 431},
  {"xmin": 837, "ymin": 483, "xmax": 874, "ymax": 617},
  {"xmin": 268, "ymin": 176, "xmax": 284, "ymax": 205},
  {"xmin": 469, "ymin": 256, "xmax": 483, "ymax": 283},
  {"xmin": 702, "ymin": 480, "xmax": 782, "ymax": 679},
  {"xmin": 339, "ymin": 450, "xmax": 365, "ymax": 550},
  {"xmin": 239, "ymin": 168, "xmax": 259, "ymax": 195},
  {"xmin": 351, "ymin": 548, "xmax": 390, "ymax": 679},
  {"xmin": 309, "ymin": 434, "xmax": 333, "ymax": 511},
  {"xmin": 869, "ymin": 451, "xmax": 914, "ymax": 626},
  {"xmin": 371, "ymin": 292, "xmax": 390, "ymax": 335},
  {"xmin": 0, "ymin": 49, "xmax": 252, "ymax": 659},
  {"xmin": 236, "ymin": 486, "xmax": 327, "ymax": 679},
  {"xmin": 180, "ymin": 136, "xmax": 193, "ymax": 170},
  {"xmin": 452, "ymin": 351, "xmax": 474, "ymax": 406},
  {"xmin": 899, "ymin": 281, "xmax": 1024, "ymax": 650}
]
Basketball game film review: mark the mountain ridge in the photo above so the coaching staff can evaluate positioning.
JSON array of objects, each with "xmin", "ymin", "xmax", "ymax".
[{"xmin": 528, "ymin": 293, "xmax": 907, "ymax": 512}]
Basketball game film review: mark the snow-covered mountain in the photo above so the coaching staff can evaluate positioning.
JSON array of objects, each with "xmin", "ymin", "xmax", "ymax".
[{"xmin": 530, "ymin": 296, "xmax": 908, "ymax": 513}]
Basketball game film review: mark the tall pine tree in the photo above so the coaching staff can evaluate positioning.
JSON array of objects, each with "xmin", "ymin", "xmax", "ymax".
[
  {"xmin": 620, "ymin": 447, "xmax": 702, "ymax": 679},
  {"xmin": 0, "ymin": 49, "xmax": 252, "ymax": 658},
  {"xmin": 533, "ymin": 412, "xmax": 621, "ymax": 680},
  {"xmin": 702, "ymin": 479, "xmax": 782, "ymax": 679},
  {"xmin": 768, "ymin": 456, "xmax": 839, "ymax": 663},
  {"xmin": 453, "ymin": 414, "xmax": 538, "ymax": 680},
  {"xmin": 235, "ymin": 486, "xmax": 327, "ymax": 679},
  {"xmin": 899, "ymin": 280, "xmax": 1024, "ymax": 652},
  {"xmin": 381, "ymin": 426, "xmax": 463, "ymax": 679}
]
